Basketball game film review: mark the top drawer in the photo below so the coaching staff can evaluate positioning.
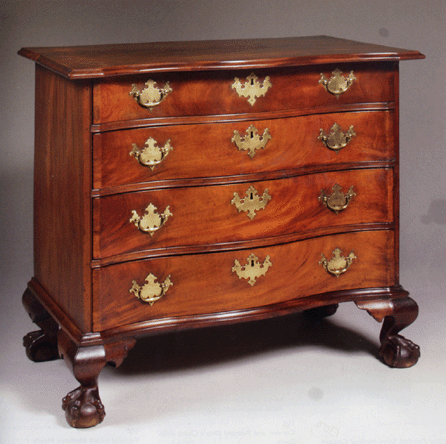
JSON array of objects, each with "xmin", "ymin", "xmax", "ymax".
[{"xmin": 93, "ymin": 63, "xmax": 395, "ymax": 124}]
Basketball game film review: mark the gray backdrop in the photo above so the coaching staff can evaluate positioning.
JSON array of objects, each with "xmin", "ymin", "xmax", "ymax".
[
  {"xmin": 2, "ymin": 0, "xmax": 444, "ymax": 324},
  {"xmin": 0, "ymin": 0, "xmax": 445, "ymax": 440}
]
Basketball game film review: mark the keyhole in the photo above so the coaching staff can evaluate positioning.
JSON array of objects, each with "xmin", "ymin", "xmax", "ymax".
[
  {"xmin": 251, "ymin": 78, "xmax": 254, "ymax": 86},
  {"xmin": 251, "ymin": 260, "xmax": 255, "ymax": 267},
  {"xmin": 250, "ymin": 131, "xmax": 254, "ymax": 139},
  {"xmin": 250, "ymin": 193, "xmax": 254, "ymax": 200}
]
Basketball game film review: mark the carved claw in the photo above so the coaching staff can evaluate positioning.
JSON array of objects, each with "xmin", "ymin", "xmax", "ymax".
[
  {"xmin": 380, "ymin": 335, "xmax": 420, "ymax": 369},
  {"xmin": 62, "ymin": 385, "xmax": 105, "ymax": 428},
  {"xmin": 356, "ymin": 294, "xmax": 420, "ymax": 368},
  {"xmin": 22, "ymin": 287, "xmax": 60, "ymax": 362}
]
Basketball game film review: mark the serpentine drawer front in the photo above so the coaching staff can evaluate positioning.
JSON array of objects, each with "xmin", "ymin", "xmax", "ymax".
[
  {"xmin": 93, "ymin": 168, "xmax": 393, "ymax": 259},
  {"xmin": 18, "ymin": 36, "xmax": 424, "ymax": 428},
  {"xmin": 93, "ymin": 110, "xmax": 394, "ymax": 192},
  {"xmin": 92, "ymin": 64, "xmax": 394, "ymax": 124}
]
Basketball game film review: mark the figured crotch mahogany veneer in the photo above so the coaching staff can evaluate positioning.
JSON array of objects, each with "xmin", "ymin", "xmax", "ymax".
[{"xmin": 19, "ymin": 36, "xmax": 424, "ymax": 428}]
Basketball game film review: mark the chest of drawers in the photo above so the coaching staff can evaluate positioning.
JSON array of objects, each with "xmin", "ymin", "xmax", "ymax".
[{"xmin": 19, "ymin": 36, "xmax": 424, "ymax": 428}]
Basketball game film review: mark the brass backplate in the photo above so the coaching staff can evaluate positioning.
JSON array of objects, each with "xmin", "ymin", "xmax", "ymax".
[
  {"xmin": 232, "ymin": 73, "xmax": 272, "ymax": 106},
  {"xmin": 232, "ymin": 253, "xmax": 272, "ymax": 286}
]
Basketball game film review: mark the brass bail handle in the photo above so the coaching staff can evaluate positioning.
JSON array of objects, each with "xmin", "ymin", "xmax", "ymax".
[
  {"xmin": 130, "ymin": 273, "xmax": 173, "ymax": 306},
  {"xmin": 319, "ymin": 69, "xmax": 356, "ymax": 97},
  {"xmin": 318, "ymin": 123, "xmax": 356, "ymax": 153},
  {"xmin": 319, "ymin": 184, "xmax": 356, "ymax": 214},
  {"xmin": 130, "ymin": 137, "xmax": 173, "ymax": 170},
  {"xmin": 129, "ymin": 203, "xmax": 172, "ymax": 236},
  {"xmin": 319, "ymin": 247, "xmax": 357, "ymax": 278},
  {"xmin": 129, "ymin": 79, "xmax": 172, "ymax": 108}
]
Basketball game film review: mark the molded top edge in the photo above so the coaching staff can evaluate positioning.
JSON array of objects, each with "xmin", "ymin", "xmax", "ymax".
[{"xmin": 18, "ymin": 35, "xmax": 425, "ymax": 79}]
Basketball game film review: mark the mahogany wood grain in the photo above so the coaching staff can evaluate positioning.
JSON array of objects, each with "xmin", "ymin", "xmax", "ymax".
[
  {"xmin": 18, "ymin": 36, "xmax": 424, "ymax": 79},
  {"xmin": 93, "ymin": 63, "xmax": 394, "ymax": 124},
  {"xmin": 90, "ymin": 103, "xmax": 392, "ymax": 133},
  {"xmin": 93, "ymin": 110, "xmax": 394, "ymax": 192},
  {"xmin": 93, "ymin": 168, "xmax": 393, "ymax": 260},
  {"xmin": 93, "ymin": 230, "xmax": 395, "ymax": 331},
  {"xmin": 99, "ymin": 286, "xmax": 409, "ymax": 342},
  {"xmin": 18, "ymin": 37, "xmax": 424, "ymax": 428},
  {"xmin": 33, "ymin": 65, "xmax": 92, "ymax": 332}
]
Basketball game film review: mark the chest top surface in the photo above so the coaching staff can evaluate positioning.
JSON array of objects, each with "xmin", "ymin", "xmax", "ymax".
[{"xmin": 18, "ymin": 35, "xmax": 424, "ymax": 79}]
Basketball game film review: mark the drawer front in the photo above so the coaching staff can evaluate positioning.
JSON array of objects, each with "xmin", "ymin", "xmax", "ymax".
[
  {"xmin": 93, "ymin": 230, "xmax": 395, "ymax": 331},
  {"xmin": 93, "ymin": 63, "xmax": 394, "ymax": 124},
  {"xmin": 93, "ymin": 111, "xmax": 394, "ymax": 191},
  {"xmin": 93, "ymin": 168, "xmax": 393, "ymax": 259}
]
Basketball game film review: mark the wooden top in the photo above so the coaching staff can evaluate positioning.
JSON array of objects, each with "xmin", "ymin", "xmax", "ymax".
[{"xmin": 18, "ymin": 35, "xmax": 425, "ymax": 79}]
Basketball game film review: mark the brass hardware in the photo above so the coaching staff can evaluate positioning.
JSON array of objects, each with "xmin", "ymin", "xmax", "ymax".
[
  {"xmin": 231, "ymin": 186, "xmax": 271, "ymax": 220},
  {"xmin": 319, "ymin": 69, "xmax": 356, "ymax": 97},
  {"xmin": 232, "ymin": 73, "xmax": 272, "ymax": 106},
  {"xmin": 319, "ymin": 248, "xmax": 357, "ymax": 278},
  {"xmin": 129, "ymin": 79, "xmax": 172, "ymax": 108},
  {"xmin": 232, "ymin": 253, "xmax": 272, "ymax": 286},
  {"xmin": 318, "ymin": 123, "xmax": 356, "ymax": 153},
  {"xmin": 232, "ymin": 125, "xmax": 272, "ymax": 158},
  {"xmin": 319, "ymin": 184, "xmax": 356, "ymax": 214},
  {"xmin": 129, "ymin": 273, "xmax": 173, "ymax": 305},
  {"xmin": 130, "ymin": 203, "xmax": 172, "ymax": 236},
  {"xmin": 130, "ymin": 137, "xmax": 173, "ymax": 170}
]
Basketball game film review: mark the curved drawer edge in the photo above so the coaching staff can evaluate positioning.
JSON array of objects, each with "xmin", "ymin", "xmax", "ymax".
[
  {"xmin": 97, "ymin": 285, "xmax": 410, "ymax": 341},
  {"xmin": 91, "ymin": 222, "xmax": 394, "ymax": 268},
  {"xmin": 90, "ymin": 102, "xmax": 394, "ymax": 133}
]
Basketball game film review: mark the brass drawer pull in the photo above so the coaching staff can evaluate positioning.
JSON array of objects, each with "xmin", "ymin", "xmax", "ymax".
[
  {"xmin": 129, "ymin": 204, "xmax": 172, "ymax": 236},
  {"xmin": 231, "ymin": 185, "xmax": 271, "ymax": 220},
  {"xmin": 130, "ymin": 137, "xmax": 173, "ymax": 170},
  {"xmin": 232, "ymin": 253, "xmax": 272, "ymax": 286},
  {"xmin": 232, "ymin": 125, "xmax": 271, "ymax": 158},
  {"xmin": 319, "ymin": 248, "xmax": 356, "ymax": 278},
  {"xmin": 319, "ymin": 184, "xmax": 356, "ymax": 214},
  {"xmin": 130, "ymin": 273, "xmax": 173, "ymax": 305},
  {"xmin": 129, "ymin": 79, "xmax": 172, "ymax": 108},
  {"xmin": 319, "ymin": 69, "xmax": 356, "ymax": 96},
  {"xmin": 318, "ymin": 123, "xmax": 356, "ymax": 153},
  {"xmin": 232, "ymin": 73, "xmax": 272, "ymax": 106}
]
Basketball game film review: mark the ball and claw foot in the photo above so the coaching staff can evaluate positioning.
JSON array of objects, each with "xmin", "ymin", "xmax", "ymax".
[
  {"xmin": 23, "ymin": 330, "xmax": 59, "ymax": 362},
  {"xmin": 62, "ymin": 385, "xmax": 105, "ymax": 428},
  {"xmin": 380, "ymin": 334, "xmax": 420, "ymax": 368}
]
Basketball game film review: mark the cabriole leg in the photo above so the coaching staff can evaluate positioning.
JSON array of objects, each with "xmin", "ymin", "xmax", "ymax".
[
  {"xmin": 58, "ymin": 329, "xmax": 136, "ymax": 428},
  {"xmin": 356, "ymin": 295, "xmax": 420, "ymax": 368},
  {"xmin": 22, "ymin": 287, "xmax": 60, "ymax": 362}
]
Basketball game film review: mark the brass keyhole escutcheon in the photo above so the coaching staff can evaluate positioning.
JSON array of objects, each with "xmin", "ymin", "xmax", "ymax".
[
  {"xmin": 231, "ymin": 73, "xmax": 272, "ymax": 106},
  {"xmin": 231, "ymin": 185, "xmax": 271, "ymax": 220},
  {"xmin": 232, "ymin": 125, "xmax": 272, "ymax": 158},
  {"xmin": 232, "ymin": 253, "xmax": 272, "ymax": 286}
]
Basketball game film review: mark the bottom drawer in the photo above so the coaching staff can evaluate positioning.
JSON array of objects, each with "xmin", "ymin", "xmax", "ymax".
[{"xmin": 93, "ymin": 230, "xmax": 395, "ymax": 331}]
